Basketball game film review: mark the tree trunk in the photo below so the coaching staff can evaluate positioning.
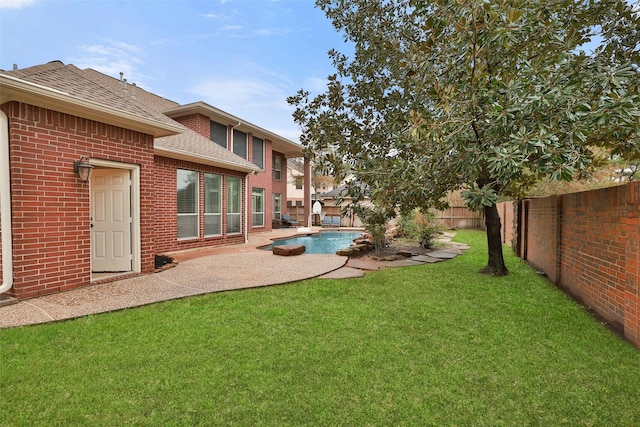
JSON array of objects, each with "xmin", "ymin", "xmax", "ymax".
[{"xmin": 482, "ymin": 203, "xmax": 508, "ymax": 276}]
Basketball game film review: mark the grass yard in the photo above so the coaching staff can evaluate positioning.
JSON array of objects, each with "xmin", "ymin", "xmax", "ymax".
[{"xmin": 1, "ymin": 230, "xmax": 639, "ymax": 426}]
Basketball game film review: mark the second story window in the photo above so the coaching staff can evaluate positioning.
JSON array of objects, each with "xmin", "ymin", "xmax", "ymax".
[
  {"xmin": 233, "ymin": 129, "xmax": 247, "ymax": 160},
  {"xmin": 252, "ymin": 137, "xmax": 264, "ymax": 169},
  {"xmin": 211, "ymin": 121, "xmax": 228, "ymax": 148},
  {"xmin": 273, "ymin": 155, "xmax": 282, "ymax": 180}
]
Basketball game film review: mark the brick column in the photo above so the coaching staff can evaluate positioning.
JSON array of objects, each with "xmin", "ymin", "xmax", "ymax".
[{"xmin": 304, "ymin": 157, "xmax": 311, "ymax": 227}]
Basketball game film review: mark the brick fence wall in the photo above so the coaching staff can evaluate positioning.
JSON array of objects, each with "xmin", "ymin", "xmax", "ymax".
[{"xmin": 500, "ymin": 182, "xmax": 639, "ymax": 347}]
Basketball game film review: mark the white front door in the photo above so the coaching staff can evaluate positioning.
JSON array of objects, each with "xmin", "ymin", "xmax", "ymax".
[{"xmin": 91, "ymin": 168, "xmax": 132, "ymax": 272}]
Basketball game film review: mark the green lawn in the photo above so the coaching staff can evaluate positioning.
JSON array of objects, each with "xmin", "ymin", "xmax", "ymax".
[{"xmin": 1, "ymin": 230, "xmax": 639, "ymax": 426}]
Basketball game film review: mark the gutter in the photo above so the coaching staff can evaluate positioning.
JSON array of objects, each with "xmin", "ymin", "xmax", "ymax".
[
  {"xmin": 0, "ymin": 74, "xmax": 183, "ymax": 138},
  {"xmin": 153, "ymin": 146, "xmax": 261, "ymax": 174},
  {"xmin": 0, "ymin": 110, "xmax": 13, "ymax": 294}
]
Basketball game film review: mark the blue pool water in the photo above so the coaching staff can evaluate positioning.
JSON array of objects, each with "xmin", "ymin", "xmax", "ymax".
[{"xmin": 264, "ymin": 231, "xmax": 363, "ymax": 254}]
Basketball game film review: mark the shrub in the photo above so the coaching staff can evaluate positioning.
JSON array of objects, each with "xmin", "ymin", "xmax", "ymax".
[{"xmin": 398, "ymin": 209, "xmax": 440, "ymax": 249}]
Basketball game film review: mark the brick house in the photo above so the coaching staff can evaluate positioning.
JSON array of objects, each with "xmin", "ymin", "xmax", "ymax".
[{"xmin": 0, "ymin": 61, "xmax": 310, "ymax": 300}]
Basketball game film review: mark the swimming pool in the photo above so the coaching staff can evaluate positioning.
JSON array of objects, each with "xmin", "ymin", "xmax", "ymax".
[{"xmin": 264, "ymin": 231, "xmax": 363, "ymax": 254}]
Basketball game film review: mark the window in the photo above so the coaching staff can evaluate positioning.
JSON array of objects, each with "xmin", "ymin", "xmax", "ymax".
[
  {"xmin": 252, "ymin": 188, "xmax": 265, "ymax": 227},
  {"xmin": 273, "ymin": 193, "xmax": 282, "ymax": 220},
  {"xmin": 233, "ymin": 129, "xmax": 247, "ymax": 159},
  {"xmin": 177, "ymin": 169, "xmax": 198, "ymax": 239},
  {"xmin": 294, "ymin": 176, "xmax": 303, "ymax": 189},
  {"xmin": 252, "ymin": 137, "xmax": 264, "ymax": 169},
  {"xmin": 273, "ymin": 155, "xmax": 282, "ymax": 180},
  {"xmin": 204, "ymin": 173, "xmax": 222, "ymax": 236},
  {"xmin": 227, "ymin": 176, "xmax": 242, "ymax": 234},
  {"xmin": 211, "ymin": 121, "xmax": 228, "ymax": 148}
]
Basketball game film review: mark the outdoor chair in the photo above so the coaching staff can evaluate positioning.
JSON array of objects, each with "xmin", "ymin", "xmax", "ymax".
[
  {"xmin": 322, "ymin": 216, "xmax": 332, "ymax": 227},
  {"xmin": 331, "ymin": 216, "xmax": 341, "ymax": 227},
  {"xmin": 281, "ymin": 214, "xmax": 300, "ymax": 227}
]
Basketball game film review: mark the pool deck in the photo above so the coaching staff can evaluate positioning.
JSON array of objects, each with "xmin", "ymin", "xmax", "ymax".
[{"xmin": 0, "ymin": 228, "xmax": 467, "ymax": 328}]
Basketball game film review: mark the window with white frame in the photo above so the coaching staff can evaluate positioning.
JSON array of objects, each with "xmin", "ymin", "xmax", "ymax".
[
  {"xmin": 227, "ymin": 176, "xmax": 242, "ymax": 234},
  {"xmin": 252, "ymin": 187, "xmax": 265, "ymax": 227},
  {"xmin": 204, "ymin": 173, "xmax": 222, "ymax": 236},
  {"xmin": 211, "ymin": 121, "xmax": 228, "ymax": 148},
  {"xmin": 177, "ymin": 169, "xmax": 198, "ymax": 239},
  {"xmin": 273, "ymin": 193, "xmax": 282, "ymax": 220},
  {"xmin": 273, "ymin": 155, "xmax": 282, "ymax": 180},
  {"xmin": 233, "ymin": 129, "xmax": 247, "ymax": 160},
  {"xmin": 252, "ymin": 137, "xmax": 264, "ymax": 169}
]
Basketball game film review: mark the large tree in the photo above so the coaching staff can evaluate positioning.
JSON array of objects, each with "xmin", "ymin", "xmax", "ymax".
[{"xmin": 289, "ymin": 0, "xmax": 639, "ymax": 275}]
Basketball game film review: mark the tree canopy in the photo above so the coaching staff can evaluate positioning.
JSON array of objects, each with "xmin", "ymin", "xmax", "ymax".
[{"xmin": 289, "ymin": 0, "xmax": 640, "ymax": 275}]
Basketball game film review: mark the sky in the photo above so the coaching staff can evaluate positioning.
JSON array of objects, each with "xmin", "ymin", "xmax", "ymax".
[{"xmin": 0, "ymin": 0, "xmax": 352, "ymax": 143}]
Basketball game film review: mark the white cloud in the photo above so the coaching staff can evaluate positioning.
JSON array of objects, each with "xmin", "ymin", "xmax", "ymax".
[
  {"xmin": 71, "ymin": 41, "xmax": 149, "ymax": 87},
  {"xmin": 0, "ymin": 0, "xmax": 36, "ymax": 9},
  {"xmin": 190, "ymin": 77, "xmax": 288, "ymax": 109},
  {"xmin": 220, "ymin": 24, "xmax": 243, "ymax": 32},
  {"xmin": 304, "ymin": 77, "xmax": 329, "ymax": 93},
  {"xmin": 188, "ymin": 75, "xmax": 300, "ymax": 142}
]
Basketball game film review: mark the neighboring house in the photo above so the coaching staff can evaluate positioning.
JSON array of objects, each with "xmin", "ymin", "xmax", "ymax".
[
  {"xmin": 286, "ymin": 158, "xmax": 305, "ymax": 208},
  {"xmin": 0, "ymin": 60, "xmax": 310, "ymax": 300},
  {"xmin": 286, "ymin": 158, "xmax": 336, "ymax": 207}
]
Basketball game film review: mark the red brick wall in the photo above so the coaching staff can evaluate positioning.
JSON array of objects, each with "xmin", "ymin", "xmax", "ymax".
[
  {"xmin": 173, "ymin": 114, "xmax": 211, "ymax": 140},
  {"xmin": 516, "ymin": 182, "xmax": 640, "ymax": 347},
  {"xmin": 247, "ymin": 137, "xmax": 274, "ymax": 233},
  {"xmin": 153, "ymin": 156, "xmax": 247, "ymax": 253},
  {"xmin": 522, "ymin": 196, "xmax": 562, "ymax": 283},
  {"xmin": 2, "ymin": 101, "xmax": 156, "ymax": 299},
  {"xmin": 272, "ymin": 150, "xmax": 288, "ymax": 214}
]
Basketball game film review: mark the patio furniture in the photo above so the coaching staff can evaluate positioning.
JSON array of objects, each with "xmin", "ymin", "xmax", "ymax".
[
  {"xmin": 331, "ymin": 216, "xmax": 341, "ymax": 227},
  {"xmin": 282, "ymin": 214, "xmax": 300, "ymax": 227},
  {"xmin": 322, "ymin": 216, "xmax": 332, "ymax": 227}
]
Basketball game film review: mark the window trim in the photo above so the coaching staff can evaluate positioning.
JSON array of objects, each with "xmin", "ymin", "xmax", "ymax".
[
  {"xmin": 273, "ymin": 155, "xmax": 282, "ymax": 181},
  {"xmin": 273, "ymin": 193, "xmax": 282, "ymax": 220},
  {"xmin": 233, "ymin": 129, "xmax": 248, "ymax": 160},
  {"xmin": 204, "ymin": 173, "xmax": 222, "ymax": 237},
  {"xmin": 252, "ymin": 136, "xmax": 264, "ymax": 169},
  {"xmin": 252, "ymin": 187, "xmax": 265, "ymax": 228},
  {"xmin": 226, "ymin": 176, "xmax": 242, "ymax": 235},
  {"xmin": 177, "ymin": 169, "xmax": 199, "ymax": 240},
  {"xmin": 210, "ymin": 120, "xmax": 228, "ymax": 149}
]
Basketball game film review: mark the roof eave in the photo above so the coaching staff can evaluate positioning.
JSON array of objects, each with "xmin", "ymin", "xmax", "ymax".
[
  {"xmin": 164, "ymin": 101, "xmax": 304, "ymax": 158},
  {"xmin": 154, "ymin": 146, "xmax": 262, "ymax": 173},
  {"xmin": 0, "ymin": 74, "xmax": 183, "ymax": 138}
]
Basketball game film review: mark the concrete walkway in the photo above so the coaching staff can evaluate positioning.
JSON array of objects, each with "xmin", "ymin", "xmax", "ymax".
[{"xmin": 0, "ymin": 229, "xmax": 467, "ymax": 328}]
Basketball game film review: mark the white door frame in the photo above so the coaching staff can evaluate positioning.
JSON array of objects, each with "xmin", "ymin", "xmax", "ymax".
[{"xmin": 89, "ymin": 158, "xmax": 141, "ymax": 275}]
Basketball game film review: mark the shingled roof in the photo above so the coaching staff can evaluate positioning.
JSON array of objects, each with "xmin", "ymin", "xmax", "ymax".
[
  {"xmin": 2, "ymin": 61, "xmax": 177, "ymax": 127},
  {"xmin": 79, "ymin": 66, "xmax": 260, "ymax": 172},
  {"xmin": 0, "ymin": 60, "xmax": 296, "ymax": 172}
]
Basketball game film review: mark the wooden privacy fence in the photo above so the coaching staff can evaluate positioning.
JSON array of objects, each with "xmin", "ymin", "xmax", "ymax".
[
  {"xmin": 433, "ymin": 206, "xmax": 484, "ymax": 229},
  {"xmin": 287, "ymin": 204, "xmax": 485, "ymax": 230}
]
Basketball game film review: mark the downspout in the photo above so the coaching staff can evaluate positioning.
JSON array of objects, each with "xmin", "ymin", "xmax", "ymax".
[
  {"xmin": 244, "ymin": 173, "xmax": 250, "ymax": 243},
  {"xmin": 0, "ymin": 110, "xmax": 14, "ymax": 294}
]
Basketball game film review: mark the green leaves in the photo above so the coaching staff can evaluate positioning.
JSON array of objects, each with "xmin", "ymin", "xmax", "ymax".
[
  {"xmin": 461, "ymin": 184, "xmax": 498, "ymax": 212},
  {"xmin": 289, "ymin": 0, "xmax": 640, "ymax": 213}
]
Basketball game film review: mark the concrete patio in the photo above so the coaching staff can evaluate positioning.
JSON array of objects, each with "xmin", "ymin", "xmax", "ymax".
[{"xmin": 0, "ymin": 229, "xmax": 467, "ymax": 328}]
